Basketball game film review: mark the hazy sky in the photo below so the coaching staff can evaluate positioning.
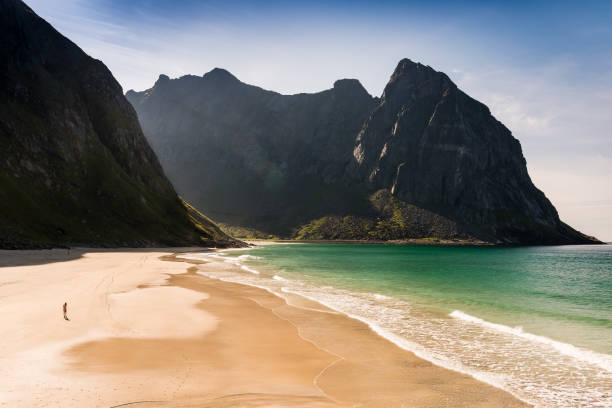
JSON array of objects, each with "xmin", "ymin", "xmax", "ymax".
[{"xmin": 27, "ymin": 0, "xmax": 612, "ymax": 241}]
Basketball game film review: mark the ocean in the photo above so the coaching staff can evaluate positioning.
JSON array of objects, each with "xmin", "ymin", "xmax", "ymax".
[{"xmin": 185, "ymin": 243, "xmax": 612, "ymax": 408}]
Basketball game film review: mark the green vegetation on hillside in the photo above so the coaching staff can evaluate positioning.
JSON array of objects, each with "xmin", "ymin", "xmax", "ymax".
[
  {"xmin": 294, "ymin": 190, "xmax": 464, "ymax": 241},
  {"xmin": 218, "ymin": 223, "xmax": 280, "ymax": 240}
]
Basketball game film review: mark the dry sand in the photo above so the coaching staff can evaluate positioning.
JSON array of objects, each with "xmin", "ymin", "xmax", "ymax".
[{"xmin": 0, "ymin": 248, "xmax": 529, "ymax": 407}]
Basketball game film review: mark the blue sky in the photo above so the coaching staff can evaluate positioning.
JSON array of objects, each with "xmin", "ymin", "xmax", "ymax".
[{"xmin": 27, "ymin": 0, "xmax": 612, "ymax": 240}]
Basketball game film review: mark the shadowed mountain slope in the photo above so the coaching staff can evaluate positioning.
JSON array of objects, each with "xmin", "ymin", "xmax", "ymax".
[
  {"xmin": 0, "ymin": 0, "xmax": 242, "ymax": 248},
  {"xmin": 127, "ymin": 71, "xmax": 379, "ymax": 235},
  {"xmin": 127, "ymin": 63, "xmax": 600, "ymax": 245}
]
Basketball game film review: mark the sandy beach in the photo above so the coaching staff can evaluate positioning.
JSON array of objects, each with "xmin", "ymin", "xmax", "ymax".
[{"xmin": 0, "ymin": 248, "xmax": 529, "ymax": 407}]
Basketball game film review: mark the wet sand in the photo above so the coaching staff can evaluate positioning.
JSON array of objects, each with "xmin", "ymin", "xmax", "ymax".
[{"xmin": 0, "ymin": 249, "xmax": 529, "ymax": 407}]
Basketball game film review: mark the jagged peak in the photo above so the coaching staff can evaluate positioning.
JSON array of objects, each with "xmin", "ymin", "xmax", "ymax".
[
  {"xmin": 203, "ymin": 67, "xmax": 239, "ymax": 82},
  {"xmin": 395, "ymin": 58, "xmax": 423, "ymax": 69},
  {"xmin": 391, "ymin": 58, "xmax": 439, "ymax": 81},
  {"xmin": 380, "ymin": 58, "xmax": 455, "ymax": 101},
  {"xmin": 332, "ymin": 78, "xmax": 370, "ymax": 97},
  {"xmin": 334, "ymin": 78, "xmax": 361, "ymax": 87},
  {"xmin": 154, "ymin": 74, "xmax": 170, "ymax": 86}
]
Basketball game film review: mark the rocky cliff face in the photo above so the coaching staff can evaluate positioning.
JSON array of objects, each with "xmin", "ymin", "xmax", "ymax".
[
  {"xmin": 350, "ymin": 59, "xmax": 597, "ymax": 244},
  {"xmin": 0, "ymin": 0, "xmax": 241, "ymax": 248},
  {"xmin": 127, "ymin": 61, "xmax": 600, "ymax": 244},
  {"xmin": 127, "ymin": 70, "xmax": 379, "ymax": 234}
]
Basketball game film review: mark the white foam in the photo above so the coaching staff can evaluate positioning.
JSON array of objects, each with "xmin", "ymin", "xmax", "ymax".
[
  {"xmin": 450, "ymin": 310, "xmax": 612, "ymax": 372},
  {"xmin": 187, "ymin": 250, "xmax": 612, "ymax": 408},
  {"xmin": 196, "ymin": 271, "xmax": 286, "ymax": 301},
  {"xmin": 209, "ymin": 253, "xmax": 228, "ymax": 259},
  {"xmin": 237, "ymin": 254, "xmax": 261, "ymax": 260},
  {"xmin": 177, "ymin": 252, "xmax": 229, "ymax": 262},
  {"xmin": 276, "ymin": 287, "xmax": 518, "ymax": 401},
  {"xmin": 178, "ymin": 252, "xmax": 262, "ymax": 275},
  {"xmin": 240, "ymin": 265, "xmax": 260, "ymax": 274},
  {"xmin": 192, "ymin": 260, "xmax": 524, "ymax": 403}
]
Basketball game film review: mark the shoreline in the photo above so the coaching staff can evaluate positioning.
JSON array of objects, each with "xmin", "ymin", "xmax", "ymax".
[
  {"xmin": 223, "ymin": 242, "xmax": 612, "ymax": 408},
  {"xmin": 243, "ymin": 239, "xmax": 608, "ymax": 247},
  {"xmin": 0, "ymin": 248, "xmax": 529, "ymax": 407},
  {"xmin": 171, "ymin": 250, "xmax": 531, "ymax": 407},
  {"xmin": 246, "ymin": 238, "xmax": 495, "ymax": 246},
  {"xmin": 179, "ymin": 248, "xmax": 536, "ymax": 407}
]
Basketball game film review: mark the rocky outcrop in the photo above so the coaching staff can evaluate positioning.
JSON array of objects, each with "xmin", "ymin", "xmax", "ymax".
[
  {"xmin": 0, "ymin": 0, "xmax": 242, "ymax": 248},
  {"xmin": 127, "ymin": 60, "xmax": 600, "ymax": 244}
]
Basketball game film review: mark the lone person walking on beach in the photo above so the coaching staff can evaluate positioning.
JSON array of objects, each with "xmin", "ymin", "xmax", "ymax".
[{"xmin": 63, "ymin": 302, "xmax": 69, "ymax": 321}]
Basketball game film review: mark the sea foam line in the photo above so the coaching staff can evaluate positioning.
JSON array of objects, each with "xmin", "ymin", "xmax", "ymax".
[
  {"xmin": 275, "ymin": 287, "xmax": 524, "ymax": 405},
  {"xmin": 450, "ymin": 310, "xmax": 612, "ymax": 372},
  {"xmin": 190, "ymin": 251, "xmax": 611, "ymax": 408},
  {"xmin": 237, "ymin": 254, "xmax": 261, "ymax": 260},
  {"xmin": 192, "ymin": 258, "xmax": 536, "ymax": 406},
  {"xmin": 240, "ymin": 265, "xmax": 260, "ymax": 274}
]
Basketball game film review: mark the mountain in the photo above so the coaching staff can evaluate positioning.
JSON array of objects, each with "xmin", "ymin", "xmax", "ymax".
[
  {"xmin": 0, "ymin": 0, "xmax": 242, "ymax": 248},
  {"xmin": 347, "ymin": 59, "xmax": 599, "ymax": 244},
  {"xmin": 126, "ymin": 70, "xmax": 379, "ymax": 235},
  {"xmin": 127, "ymin": 67, "xmax": 600, "ymax": 245}
]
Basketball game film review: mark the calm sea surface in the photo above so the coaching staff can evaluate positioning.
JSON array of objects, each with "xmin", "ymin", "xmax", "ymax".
[{"xmin": 188, "ymin": 243, "xmax": 612, "ymax": 408}]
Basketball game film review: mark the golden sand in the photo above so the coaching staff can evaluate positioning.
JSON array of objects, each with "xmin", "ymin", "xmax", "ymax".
[{"xmin": 0, "ymin": 248, "xmax": 529, "ymax": 407}]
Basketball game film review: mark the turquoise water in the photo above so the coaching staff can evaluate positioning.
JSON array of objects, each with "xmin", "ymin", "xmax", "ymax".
[
  {"xmin": 188, "ymin": 244, "xmax": 612, "ymax": 407},
  {"xmin": 245, "ymin": 244, "xmax": 612, "ymax": 353}
]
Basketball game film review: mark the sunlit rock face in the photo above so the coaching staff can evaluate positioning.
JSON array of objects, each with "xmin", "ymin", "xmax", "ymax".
[{"xmin": 350, "ymin": 59, "xmax": 597, "ymax": 244}]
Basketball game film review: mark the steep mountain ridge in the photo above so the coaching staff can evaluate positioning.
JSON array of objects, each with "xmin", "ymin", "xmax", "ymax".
[
  {"xmin": 350, "ymin": 59, "xmax": 591, "ymax": 244},
  {"xmin": 0, "ymin": 0, "xmax": 241, "ymax": 248},
  {"xmin": 127, "ymin": 61, "xmax": 600, "ymax": 245},
  {"xmin": 127, "ymin": 72, "xmax": 379, "ymax": 234}
]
